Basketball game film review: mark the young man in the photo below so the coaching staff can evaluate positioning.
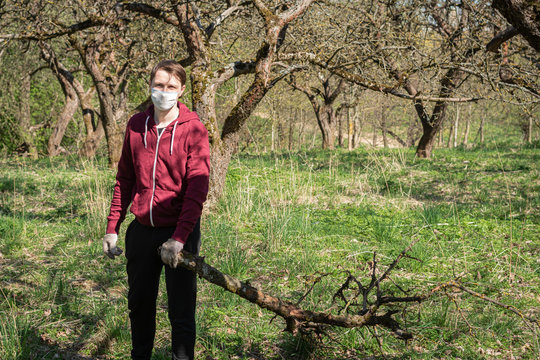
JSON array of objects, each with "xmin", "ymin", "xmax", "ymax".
[{"xmin": 102, "ymin": 59, "xmax": 210, "ymax": 360}]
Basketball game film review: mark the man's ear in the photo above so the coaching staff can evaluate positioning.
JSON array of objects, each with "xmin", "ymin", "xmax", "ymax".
[{"xmin": 178, "ymin": 84, "xmax": 187, "ymax": 97}]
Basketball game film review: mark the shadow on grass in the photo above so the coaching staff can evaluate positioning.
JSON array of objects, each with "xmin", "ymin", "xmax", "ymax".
[{"xmin": 14, "ymin": 326, "xmax": 104, "ymax": 360}]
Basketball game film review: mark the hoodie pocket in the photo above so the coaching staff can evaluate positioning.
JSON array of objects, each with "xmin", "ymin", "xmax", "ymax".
[{"xmin": 152, "ymin": 190, "xmax": 181, "ymax": 224}]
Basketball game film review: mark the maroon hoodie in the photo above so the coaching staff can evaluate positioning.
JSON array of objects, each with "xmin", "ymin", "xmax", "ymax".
[{"xmin": 106, "ymin": 102, "xmax": 210, "ymax": 244}]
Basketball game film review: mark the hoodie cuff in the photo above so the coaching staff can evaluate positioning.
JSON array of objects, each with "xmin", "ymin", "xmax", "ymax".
[
  {"xmin": 171, "ymin": 228, "xmax": 188, "ymax": 244},
  {"xmin": 106, "ymin": 221, "xmax": 120, "ymax": 235}
]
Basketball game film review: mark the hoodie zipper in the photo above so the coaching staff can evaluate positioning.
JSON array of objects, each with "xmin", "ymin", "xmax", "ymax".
[{"xmin": 149, "ymin": 129, "xmax": 165, "ymax": 227}]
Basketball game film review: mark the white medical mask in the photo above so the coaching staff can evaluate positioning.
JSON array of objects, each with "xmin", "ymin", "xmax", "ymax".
[{"xmin": 151, "ymin": 88, "xmax": 178, "ymax": 111}]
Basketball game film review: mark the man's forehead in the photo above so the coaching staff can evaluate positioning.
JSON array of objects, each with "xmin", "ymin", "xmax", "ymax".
[{"xmin": 153, "ymin": 70, "xmax": 182, "ymax": 85}]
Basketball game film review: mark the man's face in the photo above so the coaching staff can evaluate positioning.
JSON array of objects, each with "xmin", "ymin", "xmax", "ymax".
[{"xmin": 151, "ymin": 69, "xmax": 186, "ymax": 96}]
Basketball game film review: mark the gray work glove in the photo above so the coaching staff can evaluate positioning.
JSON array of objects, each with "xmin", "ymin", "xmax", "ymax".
[
  {"xmin": 102, "ymin": 234, "xmax": 123, "ymax": 259},
  {"xmin": 160, "ymin": 238, "xmax": 184, "ymax": 268}
]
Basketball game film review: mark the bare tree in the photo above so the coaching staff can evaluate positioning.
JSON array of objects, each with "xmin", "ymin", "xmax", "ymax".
[
  {"xmin": 39, "ymin": 41, "xmax": 104, "ymax": 157},
  {"xmin": 287, "ymin": 72, "xmax": 345, "ymax": 149},
  {"xmin": 1, "ymin": 0, "xmax": 176, "ymax": 164},
  {"xmin": 39, "ymin": 41, "xmax": 80, "ymax": 156}
]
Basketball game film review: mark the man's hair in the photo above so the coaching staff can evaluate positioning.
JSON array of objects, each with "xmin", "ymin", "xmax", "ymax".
[{"xmin": 150, "ymin": 60, "xmax": 186, "ymax": 86}]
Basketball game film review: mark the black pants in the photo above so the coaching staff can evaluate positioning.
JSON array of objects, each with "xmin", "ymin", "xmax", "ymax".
[{"xmin": 125, "ymin": 218, "xmax": 200, "ymax": 360}]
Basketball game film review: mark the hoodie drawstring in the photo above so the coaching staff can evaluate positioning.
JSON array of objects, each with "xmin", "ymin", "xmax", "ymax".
[
  {"xmin": 170, "ymin": 121, "xmax": 178, "ymax": 155},
  {"xmin": 144, "ymin": 115, "xmax": 149, "ymax": 148},
  {"xmin": 144, "ymin": 113, "xmax": 180, "ymax": 155}
]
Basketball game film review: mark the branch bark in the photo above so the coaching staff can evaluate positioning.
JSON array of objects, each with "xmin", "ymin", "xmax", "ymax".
[{"xmin": 492, "ymin": 0, "xmax": 540, "ymax": 52}]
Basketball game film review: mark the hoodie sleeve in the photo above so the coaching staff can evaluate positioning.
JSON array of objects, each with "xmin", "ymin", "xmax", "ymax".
[
  {"xmin": 171, "ymin": 120, "xmax": 210, "ymax": 243},
  {"xmin": 106, "ymin": 119, "xmax": 136, "ymax": 235}
]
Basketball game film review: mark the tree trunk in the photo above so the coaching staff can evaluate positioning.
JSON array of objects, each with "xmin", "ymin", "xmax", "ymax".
[
  {"xmin": 18, "ymin": 72, "xmax": 38, "ymax": 159},
  {"xmin": 416, "ymin": 101, "xmax": 450, "ymax": 158},
  {"xmin": 416, "ymin": 124, "xmax": 439, "ymax": 158},
  {"xmin": 354, "ymin": 105, "xmax": 363, "ymax": 148},
  {"xmin": 316, "ymin": 106, "xmax": 336, "ymax": 150},
  {"xmin": 407, "ymin": 116, "xmax": 421, "ymax": 148},
  {"xmin": 446, "ymin": 122, "xmax": 453, "ymax": 148},
  {"xmin": 208, "ymin": 143, "xmax": 235, "ymax": 205},
  {"xmin": 480, "ymin": 115, "xmax": 485, "ymax": 144},
  {"xmin": 372, "ymin": 115, "xmax": 378, "ymax": 147},
  {"xmin": 381, "ymin": 106, "xmax": 388, "ymax": 148},
  {"xmin": 298, "ymin": 108, "xmax": 306, "ymax": 148},
  {"xmin": 39, "ymin": 42, "xmax": 79, "ymax": 157},
  {"xmin": 70, "ymin": 35, "xmax": 128, "ymax": 167},
  {"xmin": 39, "ymin": 41, "xmax": 104, "ymax": 158},
  {"xmin": 453, "ymin": 105, "xmax": 459, "ymax": 148},
  {"xmin": 79, "ymin": 88, "xmax": 104, "ymax": 157},
  {"xmin": 462, "ymin": 109, "xmax": 471, "ymax": 147},
  {"xmin": 271, "ymin": 118, "xmax": 276, "ymax": 152},
  {"xmin": 520, "ymin": 119, "xmax": 531, "ymax": 143},
  {"xmin": 527, "ymin": 115, "xmax": 533, "ymax": 143},
  {"xmin": 277, "ymin": 120, "xmax": 283, "ymax": 151},
  {"xmin": 48, "ymin": 93, "xmax": 78, "ymax": 156},
  {"xmin": 347, "ymin": 105, "xmax": 353, "ymax": 151},
  {"xmin": 101, "ymin": 108, "xmax": 125, "ymax": 166},
  {"xmin": 289, "ymin": 110, "xmax": 294, "ymax": 151},
  {"xmin": 338, "ymin": 112, "xmax": 344, "ymax": 147},
  {"xmin": 415, "ymin": 68, "xmax": 463, "ymax": 158}
]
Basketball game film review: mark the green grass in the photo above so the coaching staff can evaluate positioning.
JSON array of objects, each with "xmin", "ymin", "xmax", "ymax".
[{"xmin": 0, "ymin": 144, "xmax": 539, "ymax": 359}]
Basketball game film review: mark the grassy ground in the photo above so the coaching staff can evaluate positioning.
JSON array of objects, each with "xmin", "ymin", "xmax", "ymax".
[{"xmin": 0, "ymin": 143, "xmax": 539, "ymax": 359}]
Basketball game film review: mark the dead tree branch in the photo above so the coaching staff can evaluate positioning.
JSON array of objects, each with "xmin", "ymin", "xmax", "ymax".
[
  {"xmin": 173, "ymin": 250, "xmax": 413, "ymax": 338},
  {"xmin": 169, "ymin": 236, "xmax": 538, "ymax": 340}
]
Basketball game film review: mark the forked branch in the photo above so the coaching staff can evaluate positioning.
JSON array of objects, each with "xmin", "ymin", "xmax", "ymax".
[
  {"xmin": 174, "ymin": 250, "xmax": 412, "ymax": 338},
  {"xmin": 170, "ymin": 237, "xmax": 538, "ymax": 340}
]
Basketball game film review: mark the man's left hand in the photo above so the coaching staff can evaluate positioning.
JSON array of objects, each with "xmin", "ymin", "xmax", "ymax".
[{"xmin": 160, "ymin": 239, "xmax": 184, "ymax": 268}]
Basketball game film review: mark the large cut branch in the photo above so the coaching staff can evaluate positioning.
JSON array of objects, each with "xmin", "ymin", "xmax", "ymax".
[{"xmin": 174, "ymin": 250, "xmax": 412, "ymax": 338}]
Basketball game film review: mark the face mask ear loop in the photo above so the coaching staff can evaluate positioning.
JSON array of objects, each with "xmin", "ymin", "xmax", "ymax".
[
  {"xmin": 144, "ymin": 115, "xmax": 149, "ymax": 148},
  {"xmin": 170, "ymin": 121, "xmax": 178, "ymax": 155}
]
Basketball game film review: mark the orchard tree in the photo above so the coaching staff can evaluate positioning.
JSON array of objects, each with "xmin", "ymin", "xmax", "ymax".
[
  {"xmin": 287, "ymin": 72, "xmax": 345, "ymax": 149},
  {"xmin": 116, "ymin": 0, "xmax": 315, "ymax": 203}
]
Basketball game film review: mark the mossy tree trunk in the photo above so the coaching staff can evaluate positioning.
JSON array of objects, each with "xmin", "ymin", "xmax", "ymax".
[{"xmin": 165, "ymin": 1, "xmax": 316, "ymax": 204}]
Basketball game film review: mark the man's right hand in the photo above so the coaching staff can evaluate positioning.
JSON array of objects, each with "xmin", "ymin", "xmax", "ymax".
[{"xmin": 102, "ymin": 234, "xmax": 123, "ymax": 259}]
